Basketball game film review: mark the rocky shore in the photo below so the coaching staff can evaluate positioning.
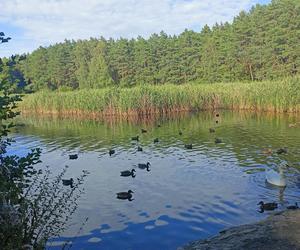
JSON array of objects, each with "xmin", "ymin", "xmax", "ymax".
[{"xmin": 179, "ymin": 210, "xmax": 300, "ymax": 250}]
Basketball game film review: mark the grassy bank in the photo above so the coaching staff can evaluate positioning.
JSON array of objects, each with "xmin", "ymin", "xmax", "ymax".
[{"xmin": 20, "ymin": 77, "xmax": 300, "ymax": 117}]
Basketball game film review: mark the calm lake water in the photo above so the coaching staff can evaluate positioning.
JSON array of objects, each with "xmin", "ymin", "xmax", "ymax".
[{"xmin": 11, "ymin": 111, "xmax": 300, "ymax": 250}]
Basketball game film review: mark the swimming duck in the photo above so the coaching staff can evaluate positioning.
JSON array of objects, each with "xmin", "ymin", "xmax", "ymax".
[
  {"xmin": 258, "ymin": 201, "xmax": 278, "ymax": 212},
  {"xmin": 69, "ymin": 154, "xmax": 78, "ymax": 160},
  {"xmin": 185, "ymin": 144, "xmax": 193, "ymax": 149},
  {"xmin": 266, "ymin": 165, "xmax": 287, "ymax": 187},
  {"xmin": 286, "ymin": 202, "xmax": 299, "ymax": 210},
  {"xmin": 209, "ymin": 128, "xmax": 215, "ymax": 133},
  {"xmin": 215, "ymin": 138, "xmax": 222, "ymax": 144},
  {"xmin": 141, "ymin": 129, "xmax": 147, "ymax": 133},
  {"xmin": 154, "ymin": 138, "xmax": 159, "ymax": 143},
  {"xmin": 120, "ymin": 169, "xmax": 136, "ymax": 177},
  {"xmin": 216, "ymin": 113, "xmax": 220, "ymax": 117},
  {"xmin": 116, "ymin": 190, "xmax": 134, "ymax": 201},
  {"xmin": 287, "ymin": 202, "xmax": 299, "ymax": 210},
  {"xmin": 157, "ymin": 124, "xmax": 161, "ymax": 128},
  {"xmin": 62, "ymin": 178, "xmax": 74, "ymax": 186},
  {"xmin": 179, "ymin": 131, "xmax": 183, "ymax": 135},
  {"xmin": 262, "ymin": 148, "xmax": 272, "ymax": 155},
  {"xmin": 137, "ymin": 146, "xmax": 143, "ymax": 152},
  {"xmin": 138, "ymin": 162, "xmax": 151, "ymax": 171},
  {"xmin": 215, "ymin": 120, "xmax": 219, "ymax": 124},
  {"xmin": 109, "ymin": 149, "xmax": 115, "ymax": 156},
  {"xmin": 276, "ymin": 148, "xmax": 288, "ymax": 154},
  {"xmin": 131, "ymin": 136, "xmax": 139, "ymax": 141}
]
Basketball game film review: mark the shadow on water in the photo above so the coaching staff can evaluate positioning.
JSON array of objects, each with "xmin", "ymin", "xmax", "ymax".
[{"xmin": 11, "ymin": 111, "xmax": 300, "ymax": 250}]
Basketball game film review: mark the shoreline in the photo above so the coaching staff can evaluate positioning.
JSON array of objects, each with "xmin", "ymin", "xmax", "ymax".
[
  {"xmin": 179, "ymin": 210, "xmax": 300, "ymax": 250},
  {"xmin": 20, "ymin": 108, "xmax": 300, "ymax": 121}
]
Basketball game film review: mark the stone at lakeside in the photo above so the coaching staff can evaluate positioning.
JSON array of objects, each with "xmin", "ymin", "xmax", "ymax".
[{"xmin": 178, "ymin": 210, "xmax": 300, "ymax": 250}]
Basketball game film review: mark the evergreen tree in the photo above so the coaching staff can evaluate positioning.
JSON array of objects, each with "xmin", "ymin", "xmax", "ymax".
[{"xmin": 87, "ymin": 41, "xmax": 113, "ymax": 88}]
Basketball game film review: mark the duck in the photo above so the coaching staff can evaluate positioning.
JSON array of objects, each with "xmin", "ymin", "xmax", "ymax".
[
  {"xmin": 141, "ymin": 129, "xmax": 147, "ymax": 133},
  {"xmin": 258, "ymin": 201, "xmax": 278, "ymax": 212},
  {"xmin": 157, "ymin": 124, "xmax": 161, "ymax": 128},
  {"xmin": 120, "ymin": 169, "xmax": 136, "ymax": 177},
  {"xmin": 131, "ymin": 136, "xmax": 139, "ymax": 141},
  {"xmin": 276, "ymin": 148, "xmax": 288, "ymax": 154},
  {"xmin": 288, "ymin": 123, "xmax": 297, "ymax": 128},
  {"xmin": 62, "ymin": 178, "xmax": 74, "ymax": 186},
  {"xmin": 179, "ymin": 131, "xmax": 183, "ymax": 136},
  {"xmin": 153, "ymin": 138, "xmax": 159, "ymax": 143},
  {"xmin": 266, "ymin": 165, "xmax": 287, "ymax": 187},
  {"xmin": 215, "ymin": 138, "xmax": 222, "ymax": 144},
  {"xmin": 209, "ymin": 128, "xmax": 215, "ymax": 133},
  {"xmin": 185, "ymin": 144, "xmax": 193, "ymax": 149},
  {"xmin": 262, "ymin": 148, "xmax": 272, "ymax": 155},
  {"xmin": 287, "ymin": 202, "xmax": 299, "ymax": 210},
  {"xmin": 69, "ymin": 154, "xmax": 78, "ymax": 160},
  {"xmin": 116, "ymin": 190, "xmax": 134, "ymax": 201},
  {"xmin": 138, "ymin": 162, "xmax": 151, "ymax": 171},
  {"xmin": 137, "ymin": 146, "xmax": 143, "ymax": 152},
  {"xmin": 215, "ymin": 120, "xmax": 219, "ymax": 124},
  {"xmin": 216, "ymin": 113, "xmax": 220, "ymax": 117},
  {"xmin": 109, "ymin": 149, "xmax": 115, "ymax": 156}
]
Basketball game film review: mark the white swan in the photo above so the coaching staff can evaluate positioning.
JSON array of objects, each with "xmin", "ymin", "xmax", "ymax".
[{"xmin": 266, "ymin": 165, "xmax": 287, "ymax": 187}]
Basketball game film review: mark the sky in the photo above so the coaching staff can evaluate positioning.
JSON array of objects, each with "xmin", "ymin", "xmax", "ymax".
[{"xmin": 0, "ymin": 0, "xmax": 271, "ymax": 57}]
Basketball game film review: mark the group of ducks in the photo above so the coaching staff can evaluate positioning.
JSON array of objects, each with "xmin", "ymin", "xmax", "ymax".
[
  {"xmin": 120, "ymin": 162, "xmax": 151, "ymax": 178},
  {"xmin": 115, "ymin": 115, "xmax": 222, "ymax": 200},
  {"xmin": 117, "ymin": 162, "xmax": 151, "ymax": 201},
  {"xmin": 62, "ymin": 114, "xmax": 227, "ymax": 200},
  {"xmin": 258, "ymin": 201, "xmax": 299, "ymax": 213},
  {"xmin": 260, "ymin": 144, "xmax": 299, "ymax": 213},
  {"xmin": 63, "ymin": 113, "xmax": 299, "ymax": 211},
  {"xmin": 116, "ymin": 129, "xmax": 153, "ymax": 201}
]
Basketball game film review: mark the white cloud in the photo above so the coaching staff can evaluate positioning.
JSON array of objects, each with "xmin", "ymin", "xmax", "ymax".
[{"xmin": 0, "ymin": 0, "xmax": 265, "ymax": 56}]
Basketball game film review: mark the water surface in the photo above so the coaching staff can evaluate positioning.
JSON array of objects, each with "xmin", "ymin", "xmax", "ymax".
[{"xmin": 12, "ymin": 112, "xmax": 300, "ymax": 250}]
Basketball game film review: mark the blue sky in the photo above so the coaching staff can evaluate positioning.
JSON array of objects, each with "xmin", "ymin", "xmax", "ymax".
[{"xmin": 0, "ymin": 0, "xmax": 271, "ymax": 57}]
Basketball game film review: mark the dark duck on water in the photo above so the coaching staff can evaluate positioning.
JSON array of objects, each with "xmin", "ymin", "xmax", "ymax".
[
  {"xmin": 116, "ymin": 190, "xmax": 134, "ymax": 201},
  {"xmin": 69, "ymin": 154, "xmax": 78, "ymax": 160},
  {"xmin": 258, "ymin": 201, "xmax": 278, "ymax": 213},
  {"xmin": 138, "ymin": 162, "xmax": 151, "ymax": 171},
  {"xmin": 120, "ymin": 169, "xmax": 136, "ymax": 177}
]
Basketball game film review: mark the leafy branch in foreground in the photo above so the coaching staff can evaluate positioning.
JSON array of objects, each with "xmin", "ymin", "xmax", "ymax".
[{"xmin": 0, "ymin": 32, "xmax": 88, "ymax": 250}]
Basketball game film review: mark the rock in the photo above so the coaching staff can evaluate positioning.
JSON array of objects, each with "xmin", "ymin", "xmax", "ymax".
[{"xmin": 179, "ymin": 210, "xmax": 300, "ymax": 250}]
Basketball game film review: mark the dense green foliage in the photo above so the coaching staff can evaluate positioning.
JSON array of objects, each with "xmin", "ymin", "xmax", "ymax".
[
  {"xmin": 8, "ymin": 0, "xmax": 300, "ymax": 91},
  {"xmin": 20, "ymin": 76, "xmax": 300, "ymax": 115}
]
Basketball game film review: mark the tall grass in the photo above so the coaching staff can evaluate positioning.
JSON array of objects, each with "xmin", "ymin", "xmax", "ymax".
[{"xmin": 20, "ymin": 77, "xmax": 300, "ymax": 117}]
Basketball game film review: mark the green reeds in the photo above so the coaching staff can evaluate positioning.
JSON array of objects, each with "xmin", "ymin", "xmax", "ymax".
[{"xmin": 19, "ymin": 76, "xmax": 300, "ymax": 117}]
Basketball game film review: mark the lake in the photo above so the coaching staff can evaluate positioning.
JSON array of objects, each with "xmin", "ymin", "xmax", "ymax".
[{"xmin": 11, "ymin": 111, "xmax": 300, "ymax": 250}]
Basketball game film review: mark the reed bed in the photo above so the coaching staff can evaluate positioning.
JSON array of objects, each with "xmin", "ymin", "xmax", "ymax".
[{"xmin": 19, "ymin": 76, "xmax": 300, "ymax": 117}]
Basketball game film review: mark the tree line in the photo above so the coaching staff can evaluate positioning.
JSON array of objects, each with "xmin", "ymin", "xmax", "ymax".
[{"xmin": 3, "ymin": 0, "xmax": 300, "ymax": 91}]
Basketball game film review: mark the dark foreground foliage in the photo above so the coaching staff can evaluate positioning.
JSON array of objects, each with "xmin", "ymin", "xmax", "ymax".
[{"xmin": 0, "ymin": 33, "xmax": 87, "ymax": 250}]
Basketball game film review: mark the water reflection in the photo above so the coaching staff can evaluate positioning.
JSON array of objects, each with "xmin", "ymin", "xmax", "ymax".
[{"xmin": 11, "ymin": 111, "xmax": 300, "ymax": 250}]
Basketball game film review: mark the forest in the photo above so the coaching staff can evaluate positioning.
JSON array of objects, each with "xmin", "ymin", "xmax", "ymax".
[{"xmin": 1, "ymin": 0, "xmax": 299, "ymax": 92}]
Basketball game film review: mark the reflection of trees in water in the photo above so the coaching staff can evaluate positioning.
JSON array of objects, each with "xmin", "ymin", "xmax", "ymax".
[{"xmin": 16, "ymin": 112, "xmax": 300, "ymax": 167}]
